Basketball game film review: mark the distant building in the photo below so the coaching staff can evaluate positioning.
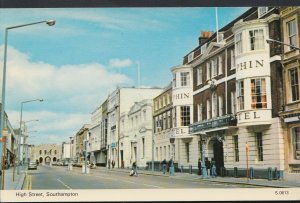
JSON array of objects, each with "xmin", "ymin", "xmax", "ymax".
[
  {"xmin": 75, "ymin": 124, "xmax": 90, "ymax": 163},
  {"xmin": 31, "ymin": 144, "xmax": 62, "ymax": 165}
]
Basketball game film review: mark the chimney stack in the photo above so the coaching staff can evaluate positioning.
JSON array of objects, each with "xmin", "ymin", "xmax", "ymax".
[{"xmin": 198, "ymin": 31, "xmax": 214, "ymax": 45}]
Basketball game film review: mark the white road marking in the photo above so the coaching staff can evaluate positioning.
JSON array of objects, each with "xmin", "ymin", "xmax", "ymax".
[{"xmin": 56, "ymin": 178, "xmax": 72, "ymax": 190}]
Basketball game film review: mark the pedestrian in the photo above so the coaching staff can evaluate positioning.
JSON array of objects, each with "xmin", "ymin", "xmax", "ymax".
[
  {"xmin": 162, "ymin": 159, "xmax": 167, "ymax": 174},
  {"xmin": 108, "ymin": 159, "xmax": 111, "ymax": 169},
  {"xmin": 132, "ymin": 161, "xmax": 138, "ymax": 176},
  {"xmin": 198, "ymin": 158, "xmax": 202, "ymax": 176},
  {"xmin": 211, "ymin": 158, "xmax": 217, "ymax": 178},
  {"xmin": 112, "ymin": 160, "xmax": 115, "ymax": 168},
  {"xmin": 205, "ymin": 158, "xmax": 211, "ymax": 177}
]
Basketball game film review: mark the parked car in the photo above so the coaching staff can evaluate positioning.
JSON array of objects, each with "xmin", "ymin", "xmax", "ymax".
[{"xmin": 28, "ymin": 162, "xmax": 37, "ymax": 170}]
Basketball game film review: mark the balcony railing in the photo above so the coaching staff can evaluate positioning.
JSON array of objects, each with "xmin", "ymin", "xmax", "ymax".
[{"xmin": 189, "ymin": 114, "xmax": 237, "ymax": 134}]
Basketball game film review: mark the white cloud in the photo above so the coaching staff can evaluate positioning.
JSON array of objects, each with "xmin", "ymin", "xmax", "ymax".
[
  {"xmin": 109, "ymin": 58, "xmax": 133, "ymax": 68},
  {"xmin": 1, "ymin": 46, "xmax": 133, "ymax": 144}
]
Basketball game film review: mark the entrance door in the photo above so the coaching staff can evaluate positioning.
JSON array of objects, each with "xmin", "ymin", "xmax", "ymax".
[{"xmin": 213, "ymin": 140, "xmax": 224, "ymax": 175}]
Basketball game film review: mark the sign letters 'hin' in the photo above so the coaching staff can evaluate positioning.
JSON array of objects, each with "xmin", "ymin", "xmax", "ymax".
[
  {"xmin": 173, "ymin": 93, "xmax": 189, "ymax": 100},
  {"xmin": 237, "ymin": 60, "xmax": 264, "ymax": 71}
]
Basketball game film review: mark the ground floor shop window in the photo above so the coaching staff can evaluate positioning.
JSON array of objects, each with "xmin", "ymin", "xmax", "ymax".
[
  {"xmin": 256, "ymin": 132, "xmax": 263, "ymax": 161},
  {"xmin": 293, "ymin": 127, "xmax": 300, "ymax": 160}
]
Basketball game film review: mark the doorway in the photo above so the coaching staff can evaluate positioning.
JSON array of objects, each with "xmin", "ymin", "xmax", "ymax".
[{"xmin": 213, "ymin": 139, "xmax": 224, "ymax": 175}]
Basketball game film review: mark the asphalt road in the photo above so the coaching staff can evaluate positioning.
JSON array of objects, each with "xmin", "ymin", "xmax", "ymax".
[{"xmin": 24, "ymin": 165, "xmax": 260, "ymax": 189}]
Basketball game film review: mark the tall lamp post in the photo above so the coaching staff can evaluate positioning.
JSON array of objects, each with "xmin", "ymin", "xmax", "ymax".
[
  {"xmin": 0, "ymin": 20, "xmax": 55, "ymax": 186},
  {"xmin": 18, "ymin": 99, "xmax": 43, "ymax": 175},
  {"xmin": 69, "ymin": 137, "xmax": 73, "ymax": 171}
]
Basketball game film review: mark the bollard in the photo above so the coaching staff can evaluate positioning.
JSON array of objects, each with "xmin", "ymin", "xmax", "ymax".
[
  {"xmin": 181, "ymin": 165, "xmax": 184, "ymax": 173},
  {"xmin": 249, "ymin": 167, "xmax": 254, "ymax": 179},
  {"xmin": 267, "ymin": 167, "xmax": 272, "ymax": 181},
  {"xmin": 234, "ymin": 167, "xmax": 238, "ymax": 178}
]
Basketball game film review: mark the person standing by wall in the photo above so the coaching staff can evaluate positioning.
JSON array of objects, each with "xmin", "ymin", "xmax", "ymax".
[
  {"xmin": 205, "ymin": 158, "xmax": 211, "ymax": 177},
  {"xmin": 211, "ymin": 158, "xmax": 217, "ymax": 178},
  {"xmin": 198, "ymin": 158, "xmax": 202, "ymax": 175},
  {"xmin": 162, "ymin": 159, "xmax": 167, "ymax": 174}
]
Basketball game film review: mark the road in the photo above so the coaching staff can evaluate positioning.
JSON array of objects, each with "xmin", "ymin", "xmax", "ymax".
[{"xmin": 23, "ymin": 165, "xmax": 260, "ymax": 189}]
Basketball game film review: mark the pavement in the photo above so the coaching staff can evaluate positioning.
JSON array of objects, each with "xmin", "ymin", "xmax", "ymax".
[
  {"xmin": 2, "ymin": 165, "xmax": 26, "ymax": 190},
  {"xmin": 96, "ymin": 167, "xmax": 300, "ymax": 188},
  {"xmin": 2, "ymin": 164, "xmax": 300, "ymax": 189}
]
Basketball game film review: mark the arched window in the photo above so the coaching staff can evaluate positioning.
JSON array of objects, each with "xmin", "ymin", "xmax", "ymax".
[
  {"xmin": 44, "ymin": 150, "xmax": 47, "ymax": 155},
  {"xmin": 54, "ymin": 150, "xmax": 57, "ymax": 155},
  {"xmin": 39, "ymin": 150, "xmax": 42, "ymax": 155}
]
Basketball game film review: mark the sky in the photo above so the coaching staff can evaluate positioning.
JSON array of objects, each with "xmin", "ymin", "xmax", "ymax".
[{"xmin": 0, "ymin": 7, "xmax": 249, "ymax": 145}]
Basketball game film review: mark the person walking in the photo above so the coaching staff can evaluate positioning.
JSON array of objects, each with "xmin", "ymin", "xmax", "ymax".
[
  {"xmin": 132, "ymin": 161, "xmax": 138, "ymax": 176},
  {"xmin": 205, "ymin": 158, "xmax": 211, "ymax": 177},
  {"xmin": 211, "ymin": 158, "xmax": 217, "ymax": 178},
  {"xmin": 198, "ymin": 158, "xmax": 202, "ymax": 176},
  {"xmin": 162, "ymin": 159, "xmax": 167, "ymax": 174}
]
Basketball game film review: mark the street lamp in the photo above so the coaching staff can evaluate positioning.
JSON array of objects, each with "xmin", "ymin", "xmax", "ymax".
[
  {"xmin": 0, "ymin": 20, "xmax": 55, "ymax": 185},
  {"xmin": 266, "ymin": 38, "xmax": 300, "ymax": 51},
  {"xmin": 18, "ymin": 99, "xmax": 43, "ymax": 175},
  {"xmin": 201, "ymin": 138, "xmax": 208, "ymax": 179},
  {"xmin": 69, "ymin": 137, "xmax": 73, "ymax": 171}
]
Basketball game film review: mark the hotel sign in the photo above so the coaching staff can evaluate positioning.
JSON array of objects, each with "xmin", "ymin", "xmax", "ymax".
[{"xmin": 189, "ymin": 114, "xmax": 237, "ymax": 133}]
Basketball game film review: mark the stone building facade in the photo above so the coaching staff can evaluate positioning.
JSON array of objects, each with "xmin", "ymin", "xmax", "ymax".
[
  {"xmin": 31, "ymin": 143, "xmax": 62, "ymax": 165},
  {"xmin": 279, "ymin": 7, "xmax": 300, "ymax": 173}
]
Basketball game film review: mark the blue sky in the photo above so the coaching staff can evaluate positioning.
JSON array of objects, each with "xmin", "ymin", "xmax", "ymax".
[{"xmin": 0, "ymin": 7, "xmax": 248, "ymax": 144}]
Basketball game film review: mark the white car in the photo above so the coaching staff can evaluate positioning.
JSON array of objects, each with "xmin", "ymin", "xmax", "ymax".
[{"xmin": 28, "ymin": 162, "xmax": 37, "ymax": 170}]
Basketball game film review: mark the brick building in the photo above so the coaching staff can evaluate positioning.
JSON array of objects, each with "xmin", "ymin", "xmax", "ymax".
[{"xmin": 188, "ymin": 7, "xmax": 286, "ymax": 178}]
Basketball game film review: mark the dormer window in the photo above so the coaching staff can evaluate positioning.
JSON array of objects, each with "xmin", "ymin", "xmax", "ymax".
[
  {"xmin": 217, "ymin": 32, "xmax": 224, "ymax": 43},
  {"xmin": 188, "ymin": 52, "xmax": 194, "ymax": 63},
  {"xmin": 258, "ymin": 7, "xmax": 268, "ymax": 18},
  {"xmin": 201, "ymin": 43, "xmax": 207, "ymax": 54}
]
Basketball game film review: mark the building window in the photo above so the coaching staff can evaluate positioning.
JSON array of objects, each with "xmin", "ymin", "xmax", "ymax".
[
  {"xmin": 206, "ymin": 62, "xmax": 211, "ymax": 80},
  {"xmin": 186, "ymin": 143, "xmax": 190, "ymax": 163},
  {"xmin": 212, "ymin": 92, "xmax": 218, "ymax": 118},
  {"xmin": 207, "ymin": 99, "xmax": 211, "ymax": 119},
  {"xmin": 44, "ymin": 150, "xmax": 47, "ymax": 155},
  {"xmin": 164, "ymin": 146, "xmax": 166, "ymax": 160},
  {"xmin": 230, "ymin": 49, "xmax": 235, "ymax": 69},
  {"xmin": 293, "ymin": 127, "xmax": 300, "ymax": 160},
  {"xmin": 218, "ymin": 96, "xmax": 223, "ymax": 116},
  {"xmin": 249, "ymin": 29, "xmax": 264, "ymax": 51},
  {"xmin": 289, "ymin": 68, "xmax": 299, "ymax": 102},
  {"xmin": 197, "ymin": 67, "xmax": 203, "ymax": 85},
  {"xmin": 218, "ymin": 55, "xmax": 223, "ymax": 75},
  {"xmin": 231, "ymin": 91, "xmax": 237, "ymax": 114},
  {"xmin": 163, "ymin": 113, "xmax": 166, "ymax": 130},
  {"xmin": 201, "ymin": 43, "xmax": 207, "ymax": 54},
  {"xmin": 54, "ymin": 150, "xmax": 57, "ymax": 155},
  {"xmin": 235, "ymin": 32, "xmax": 243, "ymax": 55},
  {"xmin": 197, "ymin": 103, "xmax": 203, "ymax": 121},
  {"xmin": 211, "ymin": 58, "xmax": 218, "ymax": 77},
  {"xmin": 180, "ymin": 72, "xmax": 190, "ymax": 87},
  {"xmin": 173, "ymin": 107, "xmax": 177, "ymax": 128},
  {"xmin": 258, "ymin": 7, "xmax": 268, "ymax": 18},
  {"xmin": 168, "ymin": 145, "xmax": 171, "ymax": 159},
  {"xmin": 233, "ymin": 135, "xmax": 239, "ymax": 162},
  {"xmin": 156, "ymin": 147, "xmax": 158, "ymax": 160},
  {"xmin": 287, "ymin": 19, "xmax": 297, "ymax": 50},
  {"xmin": 256, "ymin": 132, "xmax": 263, "ymax": 161},
  {"xmin": 160, "ymin": 147, "xmax": 162, "ymax": 161},
  {"xmin": 39, "ymin": 150, "xmax": 42, "ymax": 155},
  {"xmin": 173, "ymin": 73, "xmax": 176, "ymax": 88},
  {"xmin": 142, "ymin": 138, "xmax": 145, "ymax": 158},
  {"xmin": 164, "ymin": 95, "xmax": 168, "ymax": 106},
  {"xmin": 180, "ymin": 106, "xmax": 190, "ymax": 126},
  {"xmin": 188, "ymin": 52, "xmax": 194, "ymax": 63},
  {"xmin": 237, "ymin": 80, "xmax": 244, "ymax": 110},
  {"xmin": 251, "ymin": 78, "xmax": 267, "ymax": 109}
]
